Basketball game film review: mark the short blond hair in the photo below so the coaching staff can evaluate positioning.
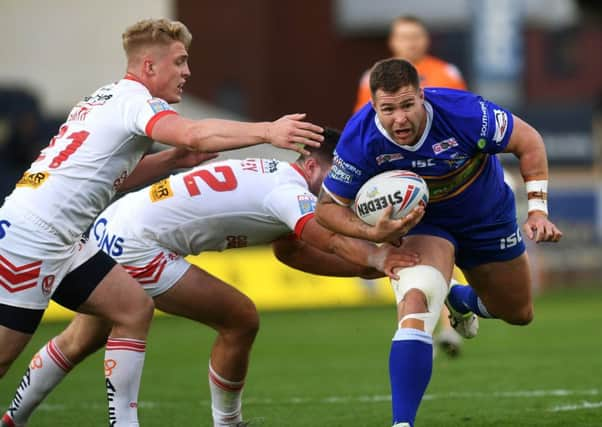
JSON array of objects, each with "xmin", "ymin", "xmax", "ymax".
[{"xmin": 122, "ymin": 18, "xmax": 192, "ymax": 58}]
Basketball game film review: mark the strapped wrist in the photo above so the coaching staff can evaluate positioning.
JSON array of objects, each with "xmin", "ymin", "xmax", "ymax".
[{"xmin": 525, "ymin": 179, "xmax": 548, "ymax": 215}]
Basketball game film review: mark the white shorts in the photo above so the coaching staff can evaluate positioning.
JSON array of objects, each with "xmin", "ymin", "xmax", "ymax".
[
  {"xmin": 0, "ymin": 206, "xmax": 98, "ymax": 310},
  {"xmin": 85, "ymin": 236, "xmax": 190, "ymax": 298}
]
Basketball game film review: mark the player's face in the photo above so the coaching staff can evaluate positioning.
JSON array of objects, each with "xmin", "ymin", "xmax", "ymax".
[
  {"xmin": 388, "ymin": 21, "xmax": 429, "ymax": 63},
  {"xmin": 149, "ymin": 41, "xmax": 190, "ymax": 103},
  {"xmin": 372, "ymin": 86, "xmax": 426, "ymax": 146}
]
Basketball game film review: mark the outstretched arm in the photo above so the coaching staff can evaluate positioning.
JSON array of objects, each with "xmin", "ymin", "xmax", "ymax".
[
  {"xmin": 272, "ymin": 236, "xmax": 383, "ymax": 279},
  {"xmin": 504, "ymin": 115, "xmax": 562, "ymax": 243},
  {"xmin": 150, "ymin": 113, "xmax": 323, "ymax": 156},
  {"xmin": 295, "ymin": 216, "xmax": 420, "ymax": 279}
]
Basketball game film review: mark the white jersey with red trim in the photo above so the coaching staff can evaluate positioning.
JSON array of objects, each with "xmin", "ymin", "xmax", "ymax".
[
  {"xmin": 3, "ymin": 78, "xmax": 176, "ymax": 245},
  {"xmin": 92, "ymin": 158, "xmax": 315, "ymax": 257}
]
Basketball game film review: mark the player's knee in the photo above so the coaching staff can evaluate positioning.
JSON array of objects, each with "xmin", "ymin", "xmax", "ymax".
[
  {"xmin": 505, "ymin": 304, "xmax": 534, "ymax": 326},
  {"xmin": 225, "ymin": 296, "xmax": 259, "ymax": 341},
  {"xmin": 115, "ymin": 293, "xmax": 154, "ymax": 327},
  {"xmin": 237, "ymin": 298, "xmax": 260, "ymax": 338},
  {"xmin": 392, "ymin": 265, "xmax": 448, "ymax": 335}
]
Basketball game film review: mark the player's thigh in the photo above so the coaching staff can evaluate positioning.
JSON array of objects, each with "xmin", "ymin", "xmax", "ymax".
[
  {"xmin": 74, "ymin": 262, "xmax": 154, "ymax": 326},
  {"xmin": 154, "ymin": 264, "xmax": 258, "ymax": 332},
  {"xmin": 402, "ymin": 234, "xmax": 455, "ymax": 281},
  {"xmin": 463, "ymin": 252, "xmax": 533, "ymax": 323}
]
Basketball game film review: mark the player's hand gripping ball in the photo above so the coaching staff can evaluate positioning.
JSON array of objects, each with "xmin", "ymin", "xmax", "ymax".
[{"xmin": 354, "ymin": 170, "xmax": 429, "ymax": 226}]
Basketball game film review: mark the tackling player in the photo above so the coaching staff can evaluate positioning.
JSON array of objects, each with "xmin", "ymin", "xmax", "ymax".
[
  {"xmin": 0, "ymin": 18, "xmax": 326, "ymax": 427},
  {"xmin": 316, "ymin": 58, "xmax": 562, "ymax": 426},
  {"xmin": 1, "ymin": 129, "xmax": 422, "ymax": 427}
]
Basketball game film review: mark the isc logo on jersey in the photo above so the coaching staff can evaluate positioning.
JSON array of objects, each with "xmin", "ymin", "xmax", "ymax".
[{"xmin": 93, "ymin": 218, "xmax": 124, "ymax": 257}]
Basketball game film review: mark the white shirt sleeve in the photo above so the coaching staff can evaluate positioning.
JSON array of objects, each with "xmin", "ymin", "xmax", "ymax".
[
  {"xmin": 264, "ymin": 184, "xmax": 317, "ymax": 236},
  {"xmin": 122, "ymin": 93, "xmax": 177, "ymax": 137}
]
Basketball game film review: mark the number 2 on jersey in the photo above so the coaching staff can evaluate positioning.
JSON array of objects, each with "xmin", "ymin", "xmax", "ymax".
[{"xmin": 183, "ymin": 165, "xmax": 238, "ymax": 196}]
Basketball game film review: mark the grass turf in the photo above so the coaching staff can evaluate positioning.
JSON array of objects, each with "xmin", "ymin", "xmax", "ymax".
[{"xmin": 1, "ymin": 288, "xmax": 601, "ymax": 426}]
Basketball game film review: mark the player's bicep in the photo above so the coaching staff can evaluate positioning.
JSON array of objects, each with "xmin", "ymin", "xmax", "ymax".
[
  {"xmin": 503, "ymin": 114, "xmax": 544, "ymax": 157},
  {"xmin": 148, "ymin": 114, "xmax": 195, "ymax": 148}
]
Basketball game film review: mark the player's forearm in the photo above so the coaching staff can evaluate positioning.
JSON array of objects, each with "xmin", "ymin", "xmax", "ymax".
[
  {"xmin": 186, "ymin": 119, "xmax": 270, "ymax": 152},
  {"xmin": 118, "ymin": 149, "xmax": 175, "ymax": 192},
  {"xmin": 315, "ymin": 199, "xmax": 376, "ymax": 242},
  {"xmin": 272, "ymin": 239, "xmax": 376, "ymax": 277}
]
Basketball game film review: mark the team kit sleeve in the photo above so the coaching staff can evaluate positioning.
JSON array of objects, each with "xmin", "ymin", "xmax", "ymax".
[
  {"xmin": 264, "ymin": 185, "xmax": 318, "ymax": 238},
  {"xmin": 121, "ymin": 94, "xmax": 178, "ymax": 137},
  {"xmin": 469, "ymin": 96, "xmax": 515, "ymax": 154},
  {"xmin": 321, "ymin": 129, "xmax": 376, "ymax": 202}
]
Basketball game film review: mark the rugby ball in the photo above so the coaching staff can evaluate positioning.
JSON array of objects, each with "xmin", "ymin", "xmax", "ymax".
[{"xmin": 354, "ymin": 170, "xmax": 429, "ymax": 226}]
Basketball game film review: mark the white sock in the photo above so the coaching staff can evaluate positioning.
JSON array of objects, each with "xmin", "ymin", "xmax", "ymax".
[
  {"xmin": 3, "ymin": 338, "xmax": 72, "ymax": 425},
  {"xmin": 105, "ymin": 338, "xmax": 146, "ymax": 427},
  {"xmin": 208, "ymin": 362, "xmax": 245, "ymax": 427}
]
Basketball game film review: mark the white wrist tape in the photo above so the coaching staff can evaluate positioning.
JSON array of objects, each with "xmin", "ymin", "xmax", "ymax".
[{"xmin": 525, "ymin": 180, "xmax": 548, "ymax": 215}]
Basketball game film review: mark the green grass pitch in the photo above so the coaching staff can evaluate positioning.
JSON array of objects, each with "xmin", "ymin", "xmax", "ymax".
[{"xmin": 1, "ymin": 288, "xmax": 601, "ymax": 426}]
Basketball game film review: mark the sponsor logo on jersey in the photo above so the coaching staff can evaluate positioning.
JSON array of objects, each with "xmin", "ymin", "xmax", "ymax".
[
  {"xmin": 432, "ymin": 138, "xmax": 458, "ymax": 155},
  {"xmin": 375, "ymin": 153, "xmax": 404, "ymax": 165},
  {"xmin": 147, "ymin": 98, "xmax": 172, "ymax": 114},
  {"xmin": 479, "ymin": 100, "xmax": 488, "ymax": 137},
  {"xmin": 328, "ymin": 165, "xmax": 352, "ymax": 183},
  {"xmin": 15, "ymin": 171, "xmax": 49, "ymax": 189},
  {"xmin": 68, "ymin": 106, "xmax": 91, "ymax": 122},
  {"xmin": 332, "ymin": 152, "xmax": 362, "ymax": 176},
  {"xmin": 41, "ymin": 275, "xmax": 55, "ymax": 296},
  {"xmin": 81, "ymin": 91, "xmax": 113, "ymax": 106},
  {"xmin": 0, "ymin": 255, "xmax": 42, "ymax": 293},
  {"xmin": 226, "ymin": 235, "xmax": 248, "ymax": 249},
  {"xmin": 0, "ymin": 220, "xmax": 10, "ymax": 239},
  {"xmin": 493, "ymin": 109, "xmax": 508, "ymax": 143},
  {"xmin": 150, "ymin": 178, "xmax": 174, "ymax": 202},
  {"xmin": 264, "ymin": 159, "xmax": 279, "ymax": 173},
  {"xmin": 297, "ymin": 194, "xmax": 316, "ymax": 215},
  {"xmin": 93, "ymin": 218, "xmax": 124, "ymax": 257}
]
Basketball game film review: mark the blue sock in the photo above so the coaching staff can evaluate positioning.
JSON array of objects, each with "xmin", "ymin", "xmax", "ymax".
[
  {"xmin": 447, "ymin": 284, "xmax": 495, "ymax": 318},
  {"xmin": 389, "ymin": 328, "xmax": 433, "ymax": 427}
]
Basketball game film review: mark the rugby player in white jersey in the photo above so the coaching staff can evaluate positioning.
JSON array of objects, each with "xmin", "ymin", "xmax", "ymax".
[
  {"xmin": 2, "ymin": 129, "xmax": 424, "ymax": 427},
  {"xmin": 0, "ymin": 18, "xmax": 325, "ymax": 427}
]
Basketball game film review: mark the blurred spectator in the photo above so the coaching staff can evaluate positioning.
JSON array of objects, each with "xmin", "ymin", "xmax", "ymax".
[
  {"xmin": 0, "ymin": 88, "xmax": 48, "ymax": 199},
  {"xmin": 353, "ymin": 15, "xmax": 467, "ymax": 113}
]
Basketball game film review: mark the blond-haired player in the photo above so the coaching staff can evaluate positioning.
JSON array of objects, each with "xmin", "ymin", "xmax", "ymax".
[{"xmin": 0, "ymin": 18, "xmax": 324, "ymax": 427}]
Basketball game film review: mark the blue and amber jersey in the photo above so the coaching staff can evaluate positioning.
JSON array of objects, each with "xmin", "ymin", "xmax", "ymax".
[{"xmin": 323, "ymin": 88, "xmax": 515, "ymax": 229}]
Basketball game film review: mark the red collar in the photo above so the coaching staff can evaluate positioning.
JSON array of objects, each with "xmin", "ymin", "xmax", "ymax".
[
  {"xmin": 124, "ymin": 72, "xmax": 143, "ymax": 83},
  {"xmin": 290, "ymin": 162, "xmax": 309, "ymax": 181}
]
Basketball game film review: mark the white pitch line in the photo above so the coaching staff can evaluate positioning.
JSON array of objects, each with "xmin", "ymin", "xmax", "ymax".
[
  {"xmin": 549, "ymin": 401, "xmax": 602, "ymax": 412},
  {"xmin": 35, "ymin": 388, "xmax": 600, "ymax": 412}
]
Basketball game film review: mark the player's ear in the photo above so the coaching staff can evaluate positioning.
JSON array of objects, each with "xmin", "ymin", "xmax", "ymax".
[{"xmin": 143, "ymin": 59, "xmax": 155, "ymax": 76}]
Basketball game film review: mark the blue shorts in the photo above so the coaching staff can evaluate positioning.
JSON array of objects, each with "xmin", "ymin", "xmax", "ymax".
[{"xmin": 407, "ymin": 218, "xmax": 526, "ymax": 270}]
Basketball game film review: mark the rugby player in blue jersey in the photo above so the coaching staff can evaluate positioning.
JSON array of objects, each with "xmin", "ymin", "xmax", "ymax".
[{"xmin": 315, "ymin": 58, "xmax": 562, "ymax": 427}]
